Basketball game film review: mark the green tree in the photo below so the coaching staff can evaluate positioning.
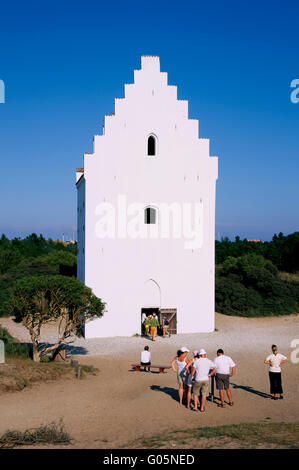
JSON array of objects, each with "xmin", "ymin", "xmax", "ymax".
[
  {"xmin": 38, "ymin": 250, "xmax": 77, "ymax": 269},
  {"xmin": 10, "ymin": 275, "xmax": 105, "ymax": 362}
]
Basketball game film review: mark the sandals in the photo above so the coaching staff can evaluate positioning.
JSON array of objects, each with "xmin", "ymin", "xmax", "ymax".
[
  {"xmin": 229, "ymin": 402, "xmax": 234, "ymax": 406},
  {"xmin": 217, "ymin": 403, "xmax": 226, "ymax": 408}
]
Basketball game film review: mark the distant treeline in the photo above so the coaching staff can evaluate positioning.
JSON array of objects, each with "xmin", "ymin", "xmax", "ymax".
[
  {"xmin": 0, "ymin": 231, "xmax": 298, "ymax": 319},
  {"xmin": 0, "ymin": 233, "xmax": 77, "ymax": 317},
  {"xmin": 215, "ymin": 232, "xmax": 299, "ymax": 317},
  {"xmin": 216, "ymin": 232, "xmax": 299, "ymax": 273}
]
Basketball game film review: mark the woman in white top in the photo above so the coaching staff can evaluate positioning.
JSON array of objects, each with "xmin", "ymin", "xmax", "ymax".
[
  {"xmin": 264, "ymin": 344, "xmax": 288, "ymax": 400},
  {"xmin": 171, "ymin": 347, "xmax": 191, "ymax": 406}
]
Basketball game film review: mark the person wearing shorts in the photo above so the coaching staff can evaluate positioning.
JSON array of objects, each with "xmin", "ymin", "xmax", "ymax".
[
  {"xmin": 213, "ymin": 348, "xmax": 236, "ymax": 407},
  {"xmin": 191, "ymin": 349, "xmax": 216, "ymax": 412},
  {"xmin": 149, "ymin": 313, "xmax": 159, "ymax": 341},
  {"xmin": 162, "ymin": 316, "xmax": 171, "ymax": 338},
  {"xmin": 171, "ymin": 347, "xmax": 191, "ymax": 406}
]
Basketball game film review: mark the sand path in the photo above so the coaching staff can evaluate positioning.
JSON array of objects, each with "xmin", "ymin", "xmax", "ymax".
[{"xmin": 0, "ymin": 314, "xmax": 298, "ymax": 448}]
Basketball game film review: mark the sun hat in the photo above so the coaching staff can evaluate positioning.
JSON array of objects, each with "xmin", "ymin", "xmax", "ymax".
[
  {"xmin": 180, "ymin": 347, "xmax": 190, "ymax": 353},
  {"xmin": 193, "ymin": 350, "xmax": 199, "ymax": 356},
  {"xmin": 199, "ymin": 348, "xmax": 207, "ymax": 355}
]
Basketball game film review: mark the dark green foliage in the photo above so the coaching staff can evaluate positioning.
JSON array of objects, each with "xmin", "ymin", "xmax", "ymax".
[
  {"xmin": 0, "ymin": 325, "xmax": 15, "ymax": 342},
  {"xmin": 216, "ymin": 253, "xmax": 299, "ymax": 317},
  {"xmin": 0, "ymin": 326, "xmax": 31, "ymax": 358},
  {"xmin": 0, "ymin": 233, "xmax": 77, "ymax": 317},
  {"xmin": 9, "ymin": 275, "xmax": 105, "ymax": 361},
  {"xmin": 216, "ymin": 232, "xmax": 299, "ymax": 273},
  {"xmin": 10, "ymin": 275, "xmax": 105, "ymax": 326}
]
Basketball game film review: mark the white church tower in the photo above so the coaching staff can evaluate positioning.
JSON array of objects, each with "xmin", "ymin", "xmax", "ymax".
[{"xmin": 76, "ymin": 56, "xmax": 218, "ymax": 338}]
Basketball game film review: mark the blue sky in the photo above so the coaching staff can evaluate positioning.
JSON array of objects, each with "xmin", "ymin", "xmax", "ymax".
[{"xmin": 0, "ymin": 0, "xmax": 298, "ymax": 241}]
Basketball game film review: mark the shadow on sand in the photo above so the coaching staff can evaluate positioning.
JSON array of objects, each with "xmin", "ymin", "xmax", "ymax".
[
  {"xmin": 150, "ymin": 384, "xmax": 179, "ymax": 402},
  {"xmin": 37, "ymin": 342, "xmax": 88, "ymax": 356},
  {"xmin": 231, "ymin": 382, "xmax": 272, "ymax": 399}
]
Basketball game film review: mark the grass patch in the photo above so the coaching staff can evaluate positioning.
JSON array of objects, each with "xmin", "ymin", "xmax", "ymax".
[
  {"xmin": 0, "ymin": 420, "xmax": 71, "ymax": 448},
  {"xmin": 136, "ymin": 422, "xmax": 299, "ymax": 449},
  {"xmin": 0, "ymin": 357, "xmax": 73, "ymax": 392},
  {"xmin": 0, "ymin": 325, "xmax": 31, "ymax": 358},
  {"xmin": 0, "ymin": 357, "xmax": 98, "ymax": 392}
]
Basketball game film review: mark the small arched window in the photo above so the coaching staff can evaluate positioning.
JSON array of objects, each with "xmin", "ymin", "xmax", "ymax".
[
  {"xmin": 147, "ymin": 135, "xmax": 156, "ymax": 156},
  {"xmin": 144, "ymin": 207, "xmax": 157, "ymax": 224}
]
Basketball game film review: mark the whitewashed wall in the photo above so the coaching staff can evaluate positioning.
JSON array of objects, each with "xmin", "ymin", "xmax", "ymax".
[{"xmin": 76, "ymin": 56, "xmax": 218, "ymax": 338}]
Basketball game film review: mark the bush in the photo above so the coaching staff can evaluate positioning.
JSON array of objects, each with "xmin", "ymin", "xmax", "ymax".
[
  {"xmin": 216, "ymin": 254, "xmax": 299, "ymax": 317},
  {"xmin": 215, "ymin": 278, "xmax": 263, "ymax": 316},
  {"xmin": 0, "ymin": 326, "xmax": 31, "ymax": 358},
  {"xmin": 0, "ymin": 420, "xmax": 71, "ymax": 448}
]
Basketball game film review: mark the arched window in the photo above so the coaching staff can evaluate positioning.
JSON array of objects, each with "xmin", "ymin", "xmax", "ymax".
[
  {"xmin": 147, "ymin": 135, "xmax": 156, "ymax": 156},
  {"xmin": 144, "ymin": 207, "xmax": 157, "ymax": 224}
]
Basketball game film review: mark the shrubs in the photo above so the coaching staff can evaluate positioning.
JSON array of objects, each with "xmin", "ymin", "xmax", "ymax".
[
  {"xmin": 216, "ymin": 232, "xmax": 299, "ymax": 273},
  {"xmin": 0, "ymin": 326, "xmax": 31, "ymax": 358},
  {"xmin": 216, "ymin": 254, "xmax": 299, "ymax": 317},
  {"xmin": 0, "ymin": 420, "xmax": 71, "ymax": 448},
  {"xmin": 0, "ymin": 233, "xmax": 77, "ymax": 318},
  {"xmin": 10, "ymin": 275, "xmax": 105, "ymax": 362}
]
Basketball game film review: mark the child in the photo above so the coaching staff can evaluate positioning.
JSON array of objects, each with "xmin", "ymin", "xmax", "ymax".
[{"xmin": 140, "ymin": 345, "xmax": 151, "ymax": 372}]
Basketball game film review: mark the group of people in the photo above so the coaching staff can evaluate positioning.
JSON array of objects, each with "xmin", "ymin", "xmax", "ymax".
[
  {"xmin": 139, "ymin": 343, "xmax": 289, "ymax": 411},
  {"xmin": 171, "ymin": 347, "xmax": 236, "ymax": 411},
  {"xmin": 142, "ymin": 312, "xmax": 171, "ymax": 341}
]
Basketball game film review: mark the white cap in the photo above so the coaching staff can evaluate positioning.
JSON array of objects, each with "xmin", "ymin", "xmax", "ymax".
[
  {"xmin": 199, "ymin": 348, "xmax": 207, "ymax": 355},
  {"xmin": 180, "ymin": 347, "xmax": 190, "ymax": 353}
]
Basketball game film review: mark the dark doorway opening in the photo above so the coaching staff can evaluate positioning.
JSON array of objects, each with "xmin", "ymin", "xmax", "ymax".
[{"xmin": 141, "ymin": 307, "xmax": 160, "ymax": 336}]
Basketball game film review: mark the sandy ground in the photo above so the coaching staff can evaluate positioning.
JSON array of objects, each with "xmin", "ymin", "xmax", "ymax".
[{"xmin": 0, "ymin": 313, "xmax": 299, "ymax": 448}]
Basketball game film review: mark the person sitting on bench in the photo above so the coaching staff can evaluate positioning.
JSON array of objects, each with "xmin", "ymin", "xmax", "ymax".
[{"xmin": 140, "ymin": 346, "xmax": 151, "ymax": 372}]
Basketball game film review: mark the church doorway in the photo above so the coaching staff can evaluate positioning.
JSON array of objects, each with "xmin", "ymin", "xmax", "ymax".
[
  {"xmin": 160, "ymin": 309, "xmax": 177, "ymax": 335},
  {"xmin": 141, "ymin": 308, "xmax": 160, "ymax": 336}
]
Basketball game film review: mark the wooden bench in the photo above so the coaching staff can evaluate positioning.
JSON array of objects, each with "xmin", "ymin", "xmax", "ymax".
[{"xmin": 131, "ymin": 364, "xmax": 171, "ymax": 373}]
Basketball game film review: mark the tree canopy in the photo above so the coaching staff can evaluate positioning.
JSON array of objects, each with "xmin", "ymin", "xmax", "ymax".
[
  {"xmin": 0, "ymin": 234, "xmax": 77, "ymax": 317},
  {"xmin": 10, "ymin": 275, "xmax": 105, "ymax": 361}
]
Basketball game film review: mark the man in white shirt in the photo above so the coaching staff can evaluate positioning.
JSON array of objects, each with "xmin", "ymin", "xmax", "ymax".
[
  {"xmin": 213, "ymin": 349, "xmax": 236, "ymax": 407},
  {"xmin": 191, "ymin": 349, "xmax": 216, "ymax": 412},
  {"xmin": 140, "ymin": 346, "xmax": 151, "ymax": 372},
  {"xmin": 141, "ymin": 312, "xmax": 146, "ymax": 335}
]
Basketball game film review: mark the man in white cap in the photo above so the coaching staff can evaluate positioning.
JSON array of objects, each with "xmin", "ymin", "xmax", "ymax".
[{"xmin": 190, "ymin": 349, "xmax": 216, "ymax": 412}]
